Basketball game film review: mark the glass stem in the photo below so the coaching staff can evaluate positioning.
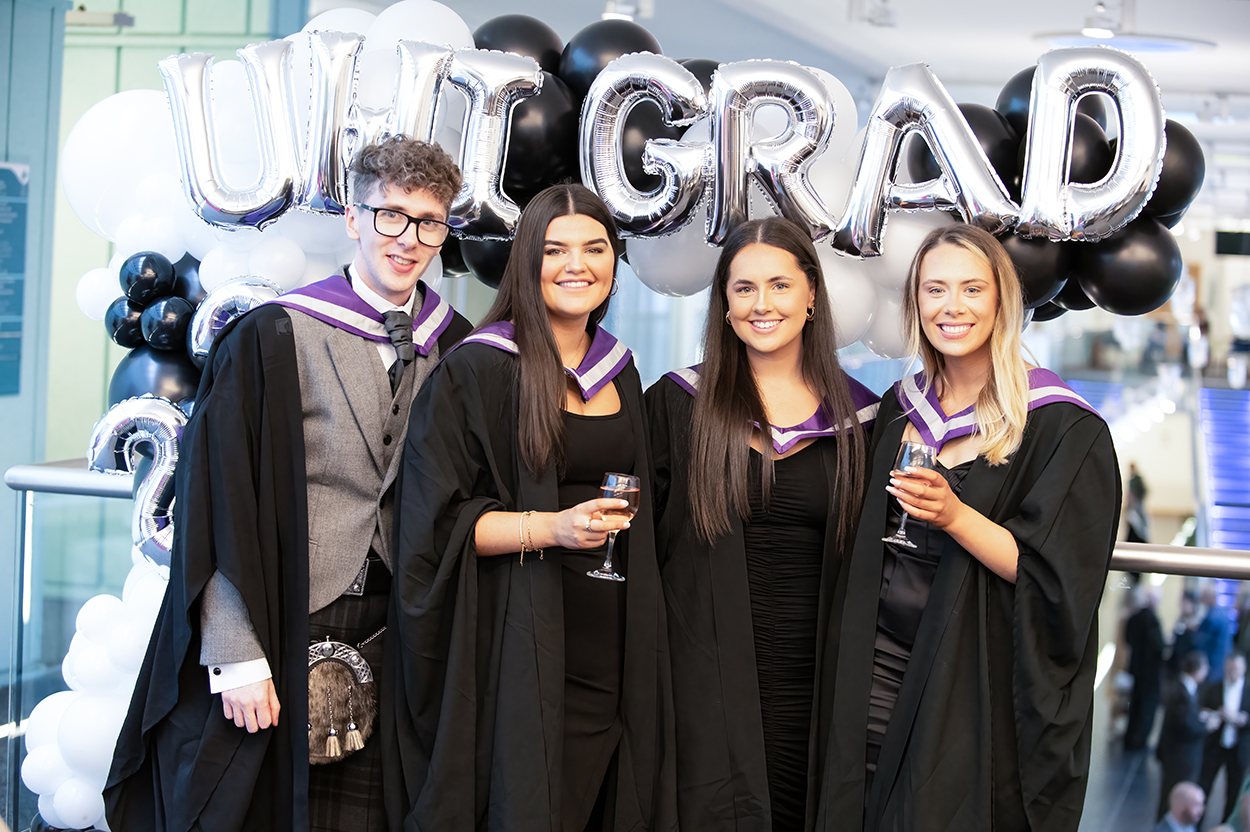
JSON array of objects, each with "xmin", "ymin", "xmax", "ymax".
[
  {"xmin": 893, "ymin": 505, "xmax": 909, "ymax": 537},
  {"xmin": 601, "ymin": 530, "xmax": 619, "ymax": 571}
]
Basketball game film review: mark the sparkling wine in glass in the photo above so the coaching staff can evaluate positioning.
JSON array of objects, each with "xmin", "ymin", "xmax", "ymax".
[
  {"xmin": 881, "ymin": 442, "xmax": 937, "ymax": 550},
  {"xmin": 587, "ymin": 472, "xmax": 639, "ymax": 582}
]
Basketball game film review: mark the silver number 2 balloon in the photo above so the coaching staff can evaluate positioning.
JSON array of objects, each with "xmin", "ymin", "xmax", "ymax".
[{"xmin": 87, "ymin": 396, "xmax": 189, "ymax": 567}]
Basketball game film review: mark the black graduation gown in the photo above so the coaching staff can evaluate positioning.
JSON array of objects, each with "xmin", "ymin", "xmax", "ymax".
[
  {"xmin": 383, "ymin": 342, "xmax": 678, "ymax": 831},
  {"xmin": 104, "ymin": 302, "xmax": 471, "ymax": 832},
  {"xmin": 819, "ymin": 389, "xmax": 1121, "ymax": 832},
  {"xmin": 645, "ymin": 374, "xmax": 866, "ymax": 831}
]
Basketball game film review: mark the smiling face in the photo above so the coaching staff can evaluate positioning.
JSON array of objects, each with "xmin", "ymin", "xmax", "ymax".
[
  {"xmin": 539, "ymin": 214, "xmax": 616, "ymax": 329},
  {"xmin": 916, "ymin": 243, "xmax": 1000, "ymax": 372},
  {"xmin": 725, "ymin": 243, "xmax": 816, "ymax": 364},
  {"xmin": 345, "ymin": 182, "xmax": 447, "ymax": 307}
]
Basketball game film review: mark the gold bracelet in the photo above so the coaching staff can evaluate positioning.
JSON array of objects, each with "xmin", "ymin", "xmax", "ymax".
[
  {"xmin": 518, "ymin": 511, "xmax": 527, "ymax": 565},
  {"xmin": 522, "ymin": 510, "xmax": 543, "ymax": 561}
]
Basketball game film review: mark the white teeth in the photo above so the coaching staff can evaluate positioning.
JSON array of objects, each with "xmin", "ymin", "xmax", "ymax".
[
  {"xmin": 751, "ymin": 320, "xmax": 779, "ymax": 330},
  {"xmin": 559, "ymin": 281, "xmax": 590, "ymax": 288},
  {"xmin": 940, "ymin": 323, "xmax": 971, "ymax": 333},
  {"xmin": 389, "ymin": 255, "xmax": 414, "ymax": 266}
]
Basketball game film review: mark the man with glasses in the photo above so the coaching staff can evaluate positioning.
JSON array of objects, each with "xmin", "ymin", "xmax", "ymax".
[{"xmin": 106, "ymin": 137, "xmax": 472, "ymax": 832}]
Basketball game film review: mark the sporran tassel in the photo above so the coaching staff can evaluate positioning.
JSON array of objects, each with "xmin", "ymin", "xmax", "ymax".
[
  {"xmin": 325, "ymin": 727, "xmax": 341, "ymax": 759},
  {"xmin": 345, "ymin": 687, "xmax": 365, "ymax": 752}
]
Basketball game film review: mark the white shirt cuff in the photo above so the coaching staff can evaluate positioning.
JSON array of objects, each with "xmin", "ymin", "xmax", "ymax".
[{"xmin": 207, "ymin": 657, "xmax": 272, "ymax": 694}]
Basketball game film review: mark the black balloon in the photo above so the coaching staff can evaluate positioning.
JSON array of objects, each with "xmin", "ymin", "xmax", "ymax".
[
  {"xmin": 621, "ymin": 99, "xmax": 684, "ymax": 192},
  {"xmin": 1013, "ymin": 112, "xmax": 1112, "ymax": 192},
  {"xmin": 558, "ymin": 19, "xmax": 662, "ymax": 98},
  {"xmin": 1156, "ymin": 206, "xmax": 1188, "ymax": 229},
  {"xmin": 474, "ymin": 14, "xmax": 564, "ymax": 75},
  {"xmin": 503, "ymin": 71, "xmax": 580, "ymax": 206},
  {"xmin": 1030, "ymin": 301, "xmax": 1067, "ymax": 322},
  {"xmin": 906, "ymin": 103, "xmax": 1018, "ymax": 190},
  {"xmin": 439, "ymin": 235, "xmax": 472, "ymax": 278},
  {"xmin": 1076, "ymin": 216, "xmax": 1183, "ymax": 316},
  {"xmin": 119, "ymin": 251, "xmax": 175, "ymax": 306},
  {"xmin": 1052, "ymin": 270, "xmax": 1097, "ymax": 311},
  {"xmin": 460, "ymin": 239, "xmax": 513, "ymax": 289},
  {"xmin": 998, "ymin": 233, "xmax": 1074, "ymax": 308},
  {"xmin": 995, "ymin": 66, "xmax": 1110, "ymax": 135},
  {"xmin": 679, "ymin": 58, "xmax": 719, "ymax": 93},
  {"xmin": 172, "ymin": 253, "xmax": 207, "ymax": 305},
  {"xmin": 108, "ymin": 345, "xmax": 201, "ymax": 408},
  {"xmin": 1145, "ymin": 119, "xmax": 1206, "ymax": 219},
  {"xmin": 140, "ymin": 296, "xmax": 196, "ymax": 351},
  {"xmin": 105, "ymin": 297, "xmax": 146, "ymax": 349}
]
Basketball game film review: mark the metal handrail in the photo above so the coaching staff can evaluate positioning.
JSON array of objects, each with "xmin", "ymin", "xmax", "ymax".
[{"xmin": 4, "ymin": 462, "xmax": 1249, "ymax": 579}]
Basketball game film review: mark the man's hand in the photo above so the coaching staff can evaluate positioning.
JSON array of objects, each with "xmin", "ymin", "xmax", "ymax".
[{"xmin": 221, "ymin": 679, "xmax": 280, "ymax": 733}]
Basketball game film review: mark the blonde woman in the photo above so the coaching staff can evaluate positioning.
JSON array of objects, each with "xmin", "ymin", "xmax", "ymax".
[{"xmin": 820, "ymin": 224, "xmax": 1121, "ymax": 832}]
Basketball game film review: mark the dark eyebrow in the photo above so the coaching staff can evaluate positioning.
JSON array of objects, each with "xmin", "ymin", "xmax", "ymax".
[
  {"xmin": 379, "ymin": 205, "xmax": 444, "ymax": 220},
  {"xmin": 545, "ymin": 238, "xmax": 610, "ymax": 247}
]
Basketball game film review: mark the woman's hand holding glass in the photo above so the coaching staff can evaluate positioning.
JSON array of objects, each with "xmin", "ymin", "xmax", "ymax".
[
  {"xmin": 886, "ymin": 465, "xmax": 965, "ymax": 531},
  {"xmin": 550, "ymin": 497, "xmax": 632, "ymax": 549}
]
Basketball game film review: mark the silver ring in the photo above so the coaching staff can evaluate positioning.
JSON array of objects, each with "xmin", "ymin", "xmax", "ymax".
[{"xmin": 585, "ymin": 516, "xmax": 592, "ymax": 531}]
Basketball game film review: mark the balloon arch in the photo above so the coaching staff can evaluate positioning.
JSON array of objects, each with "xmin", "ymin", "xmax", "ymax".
[{"xmin": 39, "ymin": 2, "xmax": 1204, "ymax": 828}]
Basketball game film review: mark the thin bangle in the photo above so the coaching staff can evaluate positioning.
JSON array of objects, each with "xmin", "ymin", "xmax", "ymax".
[
  {"xmin": 524, "ymin": 511, "xmax": 543, "ymax": 561},
  {"xmin": 518, "ymin": 511, "xmax": 526, "ymax": 565}
]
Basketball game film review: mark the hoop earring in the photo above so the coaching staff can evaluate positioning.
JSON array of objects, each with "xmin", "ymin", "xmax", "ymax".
[
  {"xmin": 609, "ymin": 278, "xmax": 619, "ymax": 297},
  {"xmin": 806, "ymin": 306, "xmax": 816, "ymax": 321},
  {"xmin": 725, "ymin": 311, "xmax": 732, "ymax": 325}
]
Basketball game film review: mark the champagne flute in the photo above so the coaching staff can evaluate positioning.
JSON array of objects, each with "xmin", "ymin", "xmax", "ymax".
[
  {"xmin": 881, "ymin": 441, "xmax": 937, "ymax": 549},
  {"xmin": 587, "ymin": 472, "xmax": 639, "ymax": 582}
]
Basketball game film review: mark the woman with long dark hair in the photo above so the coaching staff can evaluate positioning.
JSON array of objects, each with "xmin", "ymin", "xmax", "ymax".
[
  {"xmin": 820, "ymin": 224, "xmax": 1120, "ymax": 832},
  {"xmin": 386, "ymin": 184, "xmax": 675, "ymax": 831},
  {"xmin": 647, "ymin": 216, "xmax": 876, "ymax": 830}
]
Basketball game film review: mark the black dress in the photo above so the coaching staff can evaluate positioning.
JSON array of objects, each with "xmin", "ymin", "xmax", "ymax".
[
  {"xmin": 555, "ymin": 402, "xmax": 634, "ymax": 832},
  {"xmin": 864, "ymin": 460, "xmax": 973, "ymax": 790},
  {"xmin": 742, "ymin": 445, "xmax": 830, "ymax": 831}
]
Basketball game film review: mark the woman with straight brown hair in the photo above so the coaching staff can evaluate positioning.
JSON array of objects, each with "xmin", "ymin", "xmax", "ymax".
[
  {"xmin": 648, "ymin": 216, "xmax": 876, "ymax": 831},
  {"xmin": 387, "ymin": 184, "xmax": 676, "ymax": 831},
  {"xmin": 820, "ymin": 223, "xmax": 1120, "ymax": 832}
]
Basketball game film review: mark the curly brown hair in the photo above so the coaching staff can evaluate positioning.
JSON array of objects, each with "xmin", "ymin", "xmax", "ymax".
[{"xmin": 348, "ymin": 136, "xmax": 462, "ymax": 211}]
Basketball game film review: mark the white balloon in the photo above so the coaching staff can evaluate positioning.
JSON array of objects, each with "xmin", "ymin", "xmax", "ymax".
[
  {"xmin": 114, "ymin": 213, "xmax": 187, "ymax": 264},
  {"xmin": 76, "ymin": 267, "xmax": 122, "ymax": 321},
  {"xmin": 122, "ymin": 558, "xmax": 159, "ymax": 602},
  {"xmin": 248, "ymin": 235, "xmax": 308, "ymax": 292},
  {"xmin": 25, "ymin": 691, "xmax": 81, "ymax": 752},
  {"xmin": 861, "ymin": 289, "xmax": 910, "ymax": 358},
  {"xmin": 53, "ymin": 777, "xmax": 106, "ymax": 828},
  {"xmin": 218, "ymin": 226, "xmax": 265, "ymax": 252},
  {"xmin": 39, "ymin": 791, "xmax": 68, "ymax": 830},
  {"xmin": 181, "ymin": 214, "xmax": 223, "ymax": 261},
  {"xmin": 107, "ymin": 619, "xmax": 150, "ymax": 674},
  {"xmin": 818, "ymin": 249, "xmax": 877, "ymax": 348},
  {"xmin": 57, "ymin": 695, "xmax": 128, "ymax": 782},
  {"xmin": 22, "ymin": 743, "xmax": 74, "ymax": 796},
  {"xmin": 861, "ymin": 209, "xmax": 955, "ymax": 292},
  {"xmin": 72, "ymin": 644, "xmax": 122, "ymax": 694},
  {"xmin": 362, "ymin": 1, "xmax": 474, "ymax": 53},
  {"xmin": 61, "ymin": 90, "xmax": 180, "ymax": 241},
  {"xmin": 133, "ymin": 172, "xmax": 187, "ymax": 218},
  {"xmin": 423, "ymin": 253, "xmax": 444, "ymax": 293},
  {"xmin": 304, "ymin": 8, "xmax": 376, "ymax": 36},
  {"xmin": 808, "ymin": 68, "xmax": 859, "ymax": 161},
  {"xmin": 76, "ymin": 594, "xmax": 128, "ymax": 640},
  {"xmin": 355, "ymin": 48, "xmax": 401, "ymax": 112},
  {"xmin": 272, "ymin": 210, "xmax": 351, "ymax": 254},
  {"xmin": 626, "ymin": 227, "xmax": 721, "ymax": 297},
  {"xmin": 198, "ymin": 244, "xmax": 253, "ymax": 293},
  {"xmin": 62, "ymin": 632, "xmax": 91, "ymax": 691},
  {"xmin": 124, "ymin": 569, "xmax": 169, "ymax": 627},
  {"xmin": 299, "ymin": 253, "xmax": 344, "ymax": 287},
  {"xmin": 107, "ymin": 249, "xmax": 127, "ymax": 279}
]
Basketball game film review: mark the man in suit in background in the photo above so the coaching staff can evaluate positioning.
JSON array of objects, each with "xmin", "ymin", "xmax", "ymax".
[
  {"xmin": 1159, "ymin": 651, "xmax": 1212, "ymax": 820},
  {"xmin": 106, "ymin": 136, "xmax": 472, "ymax": 832},
  {"xmin": 1154, "ymin": 781, "xmax": 1205, "ymax": 832},
  {"xmin": 1200, "ymin": 652, "xmax": 1250, "ymax": 823},
  {"xmin": 1127, "ymin": 585, "xmax": 1166, "ymax": 751}
]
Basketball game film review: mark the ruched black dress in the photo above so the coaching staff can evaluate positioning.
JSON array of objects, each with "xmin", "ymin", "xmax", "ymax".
[
  {"xmin": 554, "ymin": 403, "xmax": 633, "ymax": 831},
  {"xmin": 864, "ymin": 460, "xmax": 972, "ymax": 790},
  {"xmin": 743, "ymin": 445, "xmax": 830, "ymax": 830}
]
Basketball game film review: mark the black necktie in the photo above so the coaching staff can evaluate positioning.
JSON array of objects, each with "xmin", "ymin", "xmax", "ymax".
[{"xmin": 382, "ymin": 309, "xmax": 415, "ymax": 395}]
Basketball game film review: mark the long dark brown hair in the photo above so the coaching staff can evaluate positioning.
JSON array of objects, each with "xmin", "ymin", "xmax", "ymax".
[
  {"xmin": 688, "ymin": 216, "xmax": 867, "ymax": 548},
  {"xmin": 478, "ymin": 184, "xmax": 626, "ymax": 477}
]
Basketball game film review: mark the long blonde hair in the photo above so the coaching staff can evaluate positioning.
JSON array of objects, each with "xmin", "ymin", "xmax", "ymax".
[{"xmin": 901, "ymin": 224, "xmax": 1029, "ymax": 465}]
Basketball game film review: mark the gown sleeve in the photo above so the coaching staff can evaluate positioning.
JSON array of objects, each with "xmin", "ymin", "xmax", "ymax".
[
  {"xmin": 387, "ymin": 346, "xmax": 511, "ymax": 824},
  {"xmin": 997, "ymin": 408, "xmax": 1120, "ymax": 825}
]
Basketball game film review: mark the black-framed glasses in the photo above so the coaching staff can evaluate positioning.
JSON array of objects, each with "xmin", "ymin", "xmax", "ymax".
[{"xmin": 355, "ymin": 204, "xmax": 452, "ymax": 246}]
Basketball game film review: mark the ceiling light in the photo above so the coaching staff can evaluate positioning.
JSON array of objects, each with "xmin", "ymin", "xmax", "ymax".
[
  {"xmin": 1080, "ymin": 26, "xmax": 1116, "ymax": 39},
  {"xmin": 1037, "ymin": 0, "xmax": 1215, "ymax": 53}
]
